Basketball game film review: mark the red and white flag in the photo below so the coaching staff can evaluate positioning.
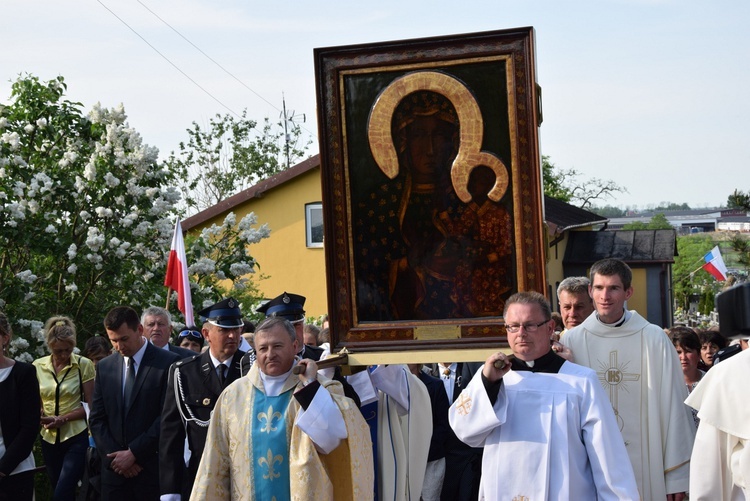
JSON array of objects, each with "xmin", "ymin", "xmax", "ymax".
[
  {"xmin": 164, "ymin": 217, "xmax": 195, "ymax": 327},
  {"xmin": 702, "ymin": 245, "xmax": 728, "ymax": 281}
]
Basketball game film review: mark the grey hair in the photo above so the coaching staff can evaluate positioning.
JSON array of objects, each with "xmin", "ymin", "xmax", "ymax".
[
  {"xmin": 255, "ymin": 317, "xmax": 297, "ymax": 343},
  {"xmin": 141, "ymin": 306, "xmax": 171, "ymax": 325},
  {"xmin": 503, "ymin": 291, "xmax": 552, "ymax": 320},
  {"xmin": 557, "ymin": 276, "xmax": 591, "ymax": 297}
]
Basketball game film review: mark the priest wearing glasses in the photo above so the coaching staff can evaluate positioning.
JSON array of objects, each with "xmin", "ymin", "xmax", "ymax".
[{"xmin": 449, "ymin": 291, "xmax": 639, "ymax": 500}]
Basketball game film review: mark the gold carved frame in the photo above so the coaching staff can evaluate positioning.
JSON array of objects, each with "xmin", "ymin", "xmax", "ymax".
[{"xmin": 315, "ymin": 28, "xmax": 545, "ymax": 362}]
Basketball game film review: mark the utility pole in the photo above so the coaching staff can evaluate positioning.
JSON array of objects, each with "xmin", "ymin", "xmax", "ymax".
[{"xmin": 281, "ymin": 94, "xmax": 305, "ymax": 169}]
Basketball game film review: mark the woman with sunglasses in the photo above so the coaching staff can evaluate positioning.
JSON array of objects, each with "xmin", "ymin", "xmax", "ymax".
[{"xmin": 177, "ymin": 328, "xmax": 204, "ymax": 353}]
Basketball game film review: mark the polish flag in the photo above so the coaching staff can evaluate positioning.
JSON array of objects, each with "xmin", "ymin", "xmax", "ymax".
[
  {"xmin": 702, "ymin": 246, "xmax": 728, "ymax": 281},
  {"xmin": 164, "ymin": 217, "xmax": 195, "ymax": 327}
]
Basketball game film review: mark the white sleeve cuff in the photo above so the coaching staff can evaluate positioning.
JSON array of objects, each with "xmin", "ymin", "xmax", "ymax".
[{"xmin": 295, "ymin": 386, "xmax": 348, "ymax": 454}]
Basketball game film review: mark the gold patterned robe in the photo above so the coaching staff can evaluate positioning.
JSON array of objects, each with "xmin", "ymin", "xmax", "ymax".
[{"xmin": 190, "ymin": 365, "xmax": 374, "ymax": 501}]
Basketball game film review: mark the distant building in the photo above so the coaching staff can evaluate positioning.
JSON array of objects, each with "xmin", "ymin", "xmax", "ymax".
[{"xmin": 607, "ymin": 208, "xmax": 750, "ymax": 234}]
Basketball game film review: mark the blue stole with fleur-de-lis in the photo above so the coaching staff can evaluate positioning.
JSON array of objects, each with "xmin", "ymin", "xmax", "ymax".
[{"xmin": 252, "ymin": 388, "xmax": 292, "ymax": 501}]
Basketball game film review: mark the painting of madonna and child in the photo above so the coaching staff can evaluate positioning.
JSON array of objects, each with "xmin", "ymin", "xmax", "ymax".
[{"xmin": 315, "ymin": 28, "xmax": 546, "ymax": 344}]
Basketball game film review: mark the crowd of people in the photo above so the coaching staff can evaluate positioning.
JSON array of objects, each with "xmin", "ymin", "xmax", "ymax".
[{"xmin": 1, "ymin": 258, "xmax": 748, "ymax": 501}]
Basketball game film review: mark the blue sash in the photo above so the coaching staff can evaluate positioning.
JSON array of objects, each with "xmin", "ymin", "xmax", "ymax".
[{"xmin": 252, "ymin": 388, "xmax": 293, "ymax": 501}]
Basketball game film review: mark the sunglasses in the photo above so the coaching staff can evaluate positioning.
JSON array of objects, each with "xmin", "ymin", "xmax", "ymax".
[{"xmin": 178, "ymin": 329, "xmax": 203, "ymax": 343}]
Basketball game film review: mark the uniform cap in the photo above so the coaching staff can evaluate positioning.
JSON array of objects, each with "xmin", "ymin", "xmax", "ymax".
[
  {"xmin": 198, "ymin": 297, "xmax": 243, "ymax": 328},
  {"xmin": 256, "ymin": 292, "xmax": 305, "ymax": 322}
]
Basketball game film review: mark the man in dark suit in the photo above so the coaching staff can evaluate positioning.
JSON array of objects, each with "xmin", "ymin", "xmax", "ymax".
[
  {"xmin": 141, "ymin": 306, "xmax": 194, "ymax": 359},
  {"xmin": 160, "ymin": 298, "xmax": 246, "ymax": 499},
  {"xmin": 428, "ymin": 362, "xmax": 484, "ymax": 501},
  {"xmin": 89, "ymin": 306, "xmax": 180, "ymax": 500},
  {"xmin": 241, "ymin": 292, "xmax": 360, "ymax": 407}
]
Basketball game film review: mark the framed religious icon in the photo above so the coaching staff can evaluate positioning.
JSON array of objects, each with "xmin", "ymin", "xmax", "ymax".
[{"xmin": 315, "ymin": 27, "xmax": 546, "ymax": 359}]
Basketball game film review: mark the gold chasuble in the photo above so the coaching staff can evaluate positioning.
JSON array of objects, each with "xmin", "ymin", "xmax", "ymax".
[{"xmin": 190, "ymin": 365, "xmax": 374, "ymax": 501}]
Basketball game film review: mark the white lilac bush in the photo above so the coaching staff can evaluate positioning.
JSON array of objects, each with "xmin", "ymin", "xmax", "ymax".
[{"xmin": 0, "ymin": 75, "xmax": 269, "ymax": 360}]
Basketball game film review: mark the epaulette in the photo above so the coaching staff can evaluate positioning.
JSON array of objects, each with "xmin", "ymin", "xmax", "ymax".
[{"xmin": 175, "ymin": 354, "xmax": 200, "ymax": 367}]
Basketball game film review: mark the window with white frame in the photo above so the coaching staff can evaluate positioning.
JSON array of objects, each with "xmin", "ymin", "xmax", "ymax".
[{"xmin": 305, "ymin": 203, "xmax": 324, "ymax": 248}]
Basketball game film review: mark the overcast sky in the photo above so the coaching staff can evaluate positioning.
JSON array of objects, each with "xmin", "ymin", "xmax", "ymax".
[{"xmin": 2, "ymin": 0, "xmax": 747, "ymax": 209}]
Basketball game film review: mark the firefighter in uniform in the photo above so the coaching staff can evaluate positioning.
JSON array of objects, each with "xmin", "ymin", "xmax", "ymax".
[{"xmin": 159, "ymin": 298, "xmax": 246, "ymax": 500}]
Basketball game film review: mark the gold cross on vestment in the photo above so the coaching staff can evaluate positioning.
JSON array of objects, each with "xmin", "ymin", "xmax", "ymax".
[
  {"xmin": 596, "ymin": 350, "xmax": 640, "ymax": 423},
  {"xmin": 455, "ymin": 392, "xmax": 472, "ymax": 416}
]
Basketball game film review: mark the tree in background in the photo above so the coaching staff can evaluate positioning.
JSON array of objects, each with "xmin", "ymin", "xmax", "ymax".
[
  {"xmin": 672, "ymin": 234, "xmax": 724, "ymax": 313},
  {"xmin": 0, "ymin": 75, "xmax": 269, "ymax": 361},
  {"xmin": 541, "ymin": 155, "xmax": 627, "ymax": 209},
  {"xmin": 168, "ymin": 111, "xmax": 310, "ymax": 215},
  {"xmin": 728, "ymin": 232, "xmax": 750, "ymax": 273},
  {"xmin": 727, "ymin": 189, "xmax": 750, "ymax": 211},
  {"xmin": 622, "ymin": 213, "xmax": 673, "ymax": 230},
  {"xmin": 652, "ymin": 202, "xmax": 691, "ymax": 211},
  {"xmin": 591, "ymin": 205, "xmax": 626, "ymax": 218},
  {"xmin": 184, "ymin": 211, "xmax": 270, "ymax": 324}
]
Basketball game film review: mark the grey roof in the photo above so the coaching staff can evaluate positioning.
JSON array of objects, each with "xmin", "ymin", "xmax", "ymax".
[
  {"xmin": 182, "ymin": 154, "xmax": 320, "ymax": 231},
  {"xmin": 544, "ymin": 196, "xmax": 608, "ymax": 231},
  {"xmin": 563, "ymin": 229, "xmax": 677, "ymax": 265},
  {"xmin": 638, "ymin": 208, "xmax": 724, "ymax": 217},
  {"xmin": 719, "ymin": 216, "xmax": 750, "ymax": 222}
]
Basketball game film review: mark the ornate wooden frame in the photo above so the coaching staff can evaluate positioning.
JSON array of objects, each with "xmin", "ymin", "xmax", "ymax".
[{"xmin": 315, "ymin": 27, "xmax": 545, "ymax": 356}]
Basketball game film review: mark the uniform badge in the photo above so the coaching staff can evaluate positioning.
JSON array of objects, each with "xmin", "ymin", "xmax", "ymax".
[
  {"xmin": 282, "ymin": 294, "xmax": 290, "ymax": 304},
  {"xmin": 227, "ymin": 298, "xmax": 237, "ymax": 308},
  {"xmin": 202, "ymin": 398, "xmax": 211, "ymax": 406}
]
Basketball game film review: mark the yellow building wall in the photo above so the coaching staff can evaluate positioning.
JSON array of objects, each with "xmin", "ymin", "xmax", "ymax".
[
  {"xmin": 189, "ymin": 168, "xmax": 329, "ymax": 319},
  {"xmin": 628, "ymin": 267, "xmax": 648, "ymax": 317},
  {"xmin": 545, "ymin": 234, "xmax": 566, "ymax": 299}
]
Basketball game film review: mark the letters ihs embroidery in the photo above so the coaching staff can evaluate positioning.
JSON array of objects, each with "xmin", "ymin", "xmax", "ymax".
[{"xmin": 596, "ymin": 350, "xmax": 640, "ymax": 429}]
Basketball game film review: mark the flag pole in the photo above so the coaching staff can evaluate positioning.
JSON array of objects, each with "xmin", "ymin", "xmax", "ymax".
[{"xmin": 165, "ymin": 288, "xmax": 172, "ymax": 309}]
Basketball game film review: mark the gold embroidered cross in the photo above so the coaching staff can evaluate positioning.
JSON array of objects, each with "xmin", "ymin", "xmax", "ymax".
[
  {"xmin": 455, "ymin": 392, "xmax": 472, "ymax": 415},
  {"xmin": 596, "ymin": 350, "xmax": 640, "ymax": 417}
]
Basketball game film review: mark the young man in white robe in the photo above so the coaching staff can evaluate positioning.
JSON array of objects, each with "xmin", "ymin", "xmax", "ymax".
[
  {"xmin": 563, "ymin": 258, "xmax": 695, "ymax": 500},
  {"xmin": 190, "ymin": 317, "xmax": 373, "ymax": 501},
  {"xmin": 449, "ymin": 291, "xmax": 639, "ymax": 500}
]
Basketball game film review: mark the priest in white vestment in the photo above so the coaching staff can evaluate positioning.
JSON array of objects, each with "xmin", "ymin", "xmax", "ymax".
[
  {"xmin": 563, "ymin": 258, "xmax": 695, "ymax": 500},
  {"xmin": 686, "ymin": 346, "xmax": 750, "ymax": 500},
  {"xmin": 190, "ymin": 317, "xmax": 374, "ymax": 501},
  {"xmin": 449, "ymin": 291, "xmax": 639, "ymax": 500}
]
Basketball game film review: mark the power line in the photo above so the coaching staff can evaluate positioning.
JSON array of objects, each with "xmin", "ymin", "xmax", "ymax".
[
  {"xmin": 97, "ymin": 0, "xmax": 241, "ymax": 118},
  {"xmin": 135, "ymin": 0, "xmax": 316, "ymax": 138},
  {"xmin": 136, "ymin": 0, "xmax": 280, "ymax": 113}
]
